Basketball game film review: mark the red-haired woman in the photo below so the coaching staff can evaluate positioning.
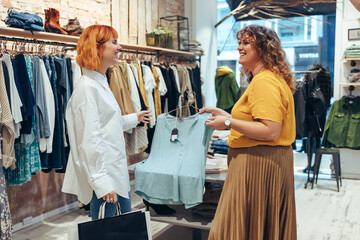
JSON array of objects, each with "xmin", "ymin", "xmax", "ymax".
[
  {"xmin": 201, "ymin": 25, "xmax": 297, "ymax": 239},
  {"xmin": 62, "ymin": 25, "xmax": 151, "ymax": 220}
]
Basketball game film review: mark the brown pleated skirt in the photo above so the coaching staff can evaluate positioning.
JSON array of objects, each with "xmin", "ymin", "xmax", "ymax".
[{"xmin": 209, "ymin": 145, "xmax": 297, "ymax": 240}]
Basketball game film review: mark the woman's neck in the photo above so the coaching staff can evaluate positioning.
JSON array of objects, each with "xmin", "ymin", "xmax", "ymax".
[
  {"xmin": 96, "ymin": 65, "xmax": 108, "ymax": 76},
  {"xmin": 251, "ymin": 64, "xmax": 266, "ymax": 76}
]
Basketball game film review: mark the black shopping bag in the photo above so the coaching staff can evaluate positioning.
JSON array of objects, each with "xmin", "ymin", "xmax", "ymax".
[{"xmin": 78, "ymin": 202, "xmax": 152, "ymax": 240}]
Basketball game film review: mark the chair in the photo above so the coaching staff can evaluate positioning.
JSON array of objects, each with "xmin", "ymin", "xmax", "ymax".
[{"xmin": 311, "ymin": 148, "xmax": 342, "ymax": 192}]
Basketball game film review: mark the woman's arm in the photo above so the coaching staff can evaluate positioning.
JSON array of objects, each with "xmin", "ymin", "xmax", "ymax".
[
  {"xmin": 199, "ymin": 106, "xmax": 231, "ymax": 118},
  {"xmin": 206, "ymin": 115, "xmax": 282, "ymax": 142}
]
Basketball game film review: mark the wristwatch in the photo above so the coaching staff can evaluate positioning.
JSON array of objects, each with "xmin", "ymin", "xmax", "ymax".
[{"xmin": 224, "ymin": 118, "xmax": 231, "ymax": 130}]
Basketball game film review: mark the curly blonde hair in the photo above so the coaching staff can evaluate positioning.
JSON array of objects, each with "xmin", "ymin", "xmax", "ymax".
[{"xmin": 237, "ymin": 25, "xmax": 295, "ymax": 93}]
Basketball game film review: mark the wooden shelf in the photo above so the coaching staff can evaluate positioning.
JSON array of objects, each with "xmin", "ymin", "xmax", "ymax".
[
  {"xmin": 0, "ymin": 26, "xmax": 198, "ymax": 58},
  {"xmin": 341, "ymin": 57, "xmax": 360, "ymax": 61},
  {"xmin": 339, "ymin": 83, "xmax": 360, "ymax": 86},
  {"xmin": 0, "ymin": 26, "xmax": 79, "ymax": 44}
]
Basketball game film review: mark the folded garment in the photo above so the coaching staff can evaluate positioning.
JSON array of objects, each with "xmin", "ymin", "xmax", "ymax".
[
  {"xmin": 211, "ymin": 130, "xmax": 230, "ymax": 140},
  {"xmin": 211, "ymin": 139, "xmax": 228, "ymax": 147},
  {"xmin": 211, "ymin": 139, "xmax": 229, "ymax": 155},
  {"xmin": 5, "ymin": 9, "xmax": 44, "ymax": 32},
  {"xmin": 347, "ymin": 72, "xmax": 360, "ymax": 83},
  {"xmin": 213, "ymin": 149, "xmax": 228, "ymax": 155}
]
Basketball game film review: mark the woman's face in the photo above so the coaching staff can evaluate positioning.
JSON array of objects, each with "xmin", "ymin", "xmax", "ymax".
[
  {"xmin": 237, "ymin": 35, "xmax": 261, "ymax": 69},
  {"xmin": 100, "ymin": 38, "xmax": 122, "ymax": 67}
]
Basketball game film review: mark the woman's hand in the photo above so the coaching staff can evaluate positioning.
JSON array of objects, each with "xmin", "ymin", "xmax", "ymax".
[
  {"xmin": 103, "ymin": 190, "xmax": 117, "ymax": 203},
  {"xmin": 136, "ymin": 110, "xmax": 152, "ymax": 124},
  {"xmin": 199, "ymin": 106, "xmax": 231, "ymax": 118},
  {"xmin": 205, "ymin": 116, "xmax": 227, "ymax": 130}
]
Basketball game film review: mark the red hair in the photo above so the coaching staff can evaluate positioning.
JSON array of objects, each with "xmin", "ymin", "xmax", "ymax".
[{"xmin": 76, "ymin": 25, "xmax": 118, "ymax": 70}]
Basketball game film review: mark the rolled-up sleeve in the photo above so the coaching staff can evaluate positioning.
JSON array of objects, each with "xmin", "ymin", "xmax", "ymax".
[
  {"xmin": 74, "ymin": 99, "xmax": 115, "ymax": 198},
  {"xmin": 121, "ymin": 113, "xmax": 138, "ymax": 131}
]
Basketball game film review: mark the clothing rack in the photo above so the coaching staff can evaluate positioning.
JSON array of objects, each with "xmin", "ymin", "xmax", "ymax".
[
  {"xmin": 300, "ymin": 68, "xmax": 323, "ymax": 189},
  {"xmin": 292, "ymin": 69, "xmax": 322, "ymax": 189},
  {"xmin": 293, "ymin": 69, "xmax": 322, "ymax": 74},
  {"xmin": 0, "ymin": 36, "xmax": 77, "ymax": 48},
  {"xmin": 0, "ymin": 26, "xmax": 201, "ymax": 66}
]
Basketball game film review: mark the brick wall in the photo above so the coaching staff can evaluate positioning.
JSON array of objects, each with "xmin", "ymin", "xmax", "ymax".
[{"xmin": 0, "ymin": 0, "xmax": 111, "ymax": 29}]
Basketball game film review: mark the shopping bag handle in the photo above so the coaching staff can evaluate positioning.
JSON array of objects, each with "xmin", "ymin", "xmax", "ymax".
[{"xmin": 98, "ymin": 202, "xmax": 122, "ymax": 219}]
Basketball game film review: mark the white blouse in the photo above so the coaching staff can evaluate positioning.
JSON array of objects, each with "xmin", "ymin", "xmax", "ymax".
[{"xmin": 62, "ymin": 69, "xmax": 138, "ymax": 204}]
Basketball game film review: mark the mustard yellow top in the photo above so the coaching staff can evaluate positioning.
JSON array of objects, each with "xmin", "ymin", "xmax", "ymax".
[{"xmin": 228, "ymin": 70, "xmax": 295, "ymax": 148}]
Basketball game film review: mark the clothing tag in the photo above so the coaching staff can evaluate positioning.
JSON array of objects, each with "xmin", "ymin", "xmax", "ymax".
[{"xmin": 171, "ymin": 128, "xmax": 179, "ymax": 142}]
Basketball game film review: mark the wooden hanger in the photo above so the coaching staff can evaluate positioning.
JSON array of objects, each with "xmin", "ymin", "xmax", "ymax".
[{"xmin": 166, "ymin": 104, "xmax": 199, "ymax": 118}]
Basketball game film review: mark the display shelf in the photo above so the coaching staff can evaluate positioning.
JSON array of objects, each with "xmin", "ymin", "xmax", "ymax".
[
  {"xmin": 0, "ymin": 26, "xmax": 78, "ymax": 44},
  {"xmin": 339, "ymin": 83, "xmax": 360, "ymax": 86},
  {"xmin": 0, "ymin": 26, "xmax": 197, "ymax": 58},
  {"xmin": 341, "ymin": 57, "xmax": 360, "ymax": 61}
]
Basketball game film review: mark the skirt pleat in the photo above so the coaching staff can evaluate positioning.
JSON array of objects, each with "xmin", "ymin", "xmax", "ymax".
[{"xmin": 209, "ymin": 145, "xmax": 297, "ymax": 240}]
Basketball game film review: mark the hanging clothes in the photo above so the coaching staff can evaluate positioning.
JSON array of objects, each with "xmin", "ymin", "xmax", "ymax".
[
  {"xmin": 44, "ymin": 55, "xmax": 63, "ymax": 170},
  {"xmin": 215, "ymin": 66, "xmax": 239, "ymax": 113},
  {"xmin": 135, "ymin": 113, "xmax": 213, "ymax": 208},
  {"xmin": 322, "ymin": 96, "xmax": 360, "ymax": 149},
  {"xmin": 192, "ymin": 65, "xmax": 203, "ymax": 109},
  {"xmin": 53, "ymin": 56, "xmax": 72, "ymax": 173},
  {"xmin": 141, "ymin": 64, "xmax": 157, "ymax": 128},
  {"xmin": 155, "ymin": 66, "xmax": 168, "ymax": 107},
  {"xmin": 133, "ymin": 63, "xmax": 149, "ymax": 108},
  {"xmin": 38, "ymin": 58, "xmax": 55, "ymax": 154},
  {"xmin": 0, "ymin": 104, "xmax": 12, "ymax": 239},
  {"xmin": 122, "ymin": 63, "xmax": 148, "ymax": 155},
  {"xmin": 161, "ymin": 66, "xmax": 180, "ymax": 114},
  {"xmin": 108, "ymin": 65, "xmax": 136, "ymax": 115},
  {"xmin": 66, "ymin": 58, "xmax": 74, "ymax": 95},
  {"xmin": 1, "ymin": 62, "xmax": 11, "ymax": 105},
  {"xmin": 12, "ymin": 54, "xmax": 36, "ymax": 135},
  {"xmin": 126, "ymin": 63, "xmax": 141, "ymax": 112},
  {"xmin": 6, "ymin": 56, "xmax": 41, "ymax": 186},
  {"xmin": 177, "ymin": 65, "xmax": 196, "ymax": 117},
  {"xmin": 0, "ymin": 61, "xmax": 15, "ymax": 169},
  {"xmin": 151, "ymin": 66, "xmax": 162, "ymax": 118},
  {"xmin": 293, "ymin": 81, "xmax": 307, "ymax": 139},
  {"xmin": 32, "ymin": 57, "xmax": 51, "ymax": 144},
  {"xmin": 1, "ymin": 54, "xmax": 23, "ymax": 138},
  {"xmin": 54, "ymin": 56, "xmax": 71, "ymax": 117}
]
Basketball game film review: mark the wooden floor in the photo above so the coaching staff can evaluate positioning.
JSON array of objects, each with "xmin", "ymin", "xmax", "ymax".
[{"xmin": 12, "ymin": 152, "xmax": 360, "ymax": 240}]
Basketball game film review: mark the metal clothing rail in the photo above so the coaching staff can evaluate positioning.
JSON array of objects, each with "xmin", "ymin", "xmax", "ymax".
[
  {"xmin": 0, "ymin": 36, "xmax": 77, "ymax": 48},
  {"xmin": 0, "ymin": 27, "xmax": 200, "ymax": 59},
  {"xmin": 293, "ymin": 69, "xmax": 322, "ymax": 74}
]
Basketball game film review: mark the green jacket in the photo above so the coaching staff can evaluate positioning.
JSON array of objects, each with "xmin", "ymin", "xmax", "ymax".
[
  {"xmin": 321, "ymin": 96, "xmax": 360, "ymax": 149},
  {"xmin": 215, "ymin": 71, "xmax": 239, "ymax": 110}
]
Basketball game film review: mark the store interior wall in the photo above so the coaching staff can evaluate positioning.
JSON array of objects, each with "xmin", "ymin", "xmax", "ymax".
[
  {"xmin": 112, "ymin": 0, "xmax": 185, "ymax": 45},
  {"xmin": 184, "ymin": 0, "xmax": 217, "ymax": 107},
  {"xmin": 0, "ymin": 0, "xmax": 111, "ymax": 29},
  {"xmin": 334, "ymin": 0, "xmax": 360, "ymax": 179}
]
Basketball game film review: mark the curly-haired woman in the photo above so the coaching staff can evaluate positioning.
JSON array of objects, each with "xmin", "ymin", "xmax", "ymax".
[
  {"xmin": 201, "ymin": 25, "xmax": 297, "ymax": 239},
  {"xmin": 62, "ymin": 25, "xmax": 151, "ymax": 220}
]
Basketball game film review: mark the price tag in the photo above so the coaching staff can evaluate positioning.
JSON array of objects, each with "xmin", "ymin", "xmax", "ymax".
[{"xmin": 170, "ymin": 128, "xmax": 178, "ymax": 142}]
